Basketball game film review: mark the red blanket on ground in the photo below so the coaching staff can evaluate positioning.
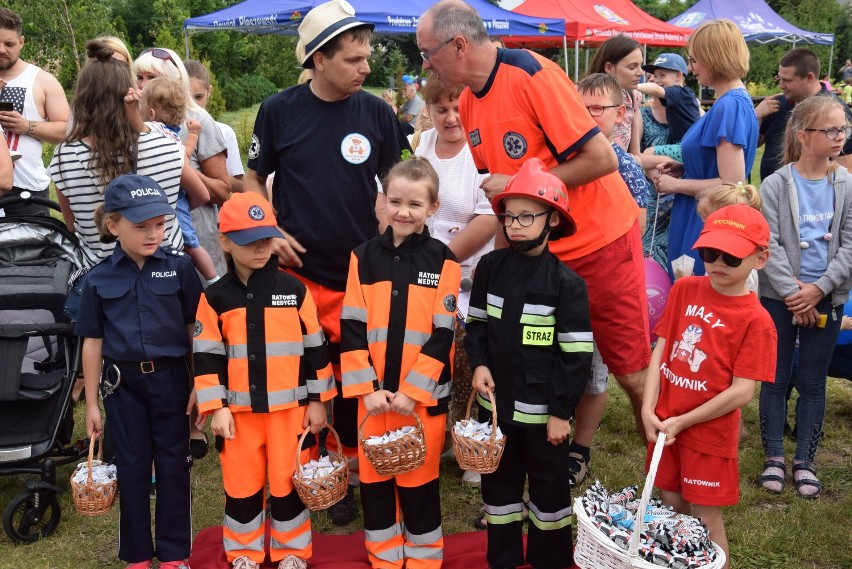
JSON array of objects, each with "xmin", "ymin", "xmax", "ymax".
[{"xmin": 189, "ymin": 525, "xmax": 573, "ymax": 568}]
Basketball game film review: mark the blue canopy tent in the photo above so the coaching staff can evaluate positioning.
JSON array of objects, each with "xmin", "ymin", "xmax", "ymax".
[
  {"xmin": 668, "ymin": 0, "xmax": 836, "ymax": 74},
  {"xmin": 183, "ymin": 0, "xmax": 566, "ymax": 56}
]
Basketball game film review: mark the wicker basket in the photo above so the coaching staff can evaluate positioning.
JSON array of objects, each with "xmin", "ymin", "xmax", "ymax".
[
  {"xmin": 70, "ymin": 433, "xmax": 118, "ymax": 516},
  {"xmin": 292, "ymin": 425, "xmax": 350, "ymax": 511},
  {"xmin": 359, "ymin": 411, "xmax": 426, "ymax": 476},
  {"xmin": 573, "ymin": 432, "xmax": 727, "ymax": 569},
  {"xmin": 452, "ymin": 388, "xmax": 506, "ymax": 474}
]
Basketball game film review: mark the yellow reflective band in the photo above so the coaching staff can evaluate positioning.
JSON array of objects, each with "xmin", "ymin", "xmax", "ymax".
[
  {"xmin": 559, "ymin": 341, "xmax": 593, "ymax": 353},
  {"xmin": 522, "ymin": 326, "xmax": 553, "ymax": 346},
  {"xmin": 486, "ymin": 304, "xmax": 502, "ymax": 319},
  {"xmin": 519, "ymin": 314, "xmax": 556, "ymax": 325},
  {"xmin": 485, "ymin": 511, "xmax": 525, "ymax": 525},
  {"xmin": 513, "ymin": 410, "xmax": 549, "ymax": 424},
  {"xmin": 528, "ymin": 510, "xmax": 574, "ymax": 531}
]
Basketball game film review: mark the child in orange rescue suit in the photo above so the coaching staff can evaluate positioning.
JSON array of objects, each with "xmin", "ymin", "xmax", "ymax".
[
  {"xmin": 341, "ymin": 157, "xmax": 461, "ymax": 568},
  {"xmin": 193, "ymin": 192, "xmax": 335, "ymax": 569}
]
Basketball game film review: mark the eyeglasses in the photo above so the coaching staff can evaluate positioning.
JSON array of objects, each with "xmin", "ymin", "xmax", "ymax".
[
  {"xmin": 141, "ymin": 47, "xmax": 178, "ymax": 70},
  {"xmin": 803, "ymin": 126, "xmax": 852, "ymax": 140},
  {"xmin": 420, "ymin": 37, "xmax": 454, "ymax": 62},
  {"xmin": 698, "ymin": 247, "xmax": 761, "ymax": 267},
  {"xmin": 585, "ymin": 104, "xmax": 620, "ymax": 117},
  {"xmin": 497, "ymin": 211, "xmax": 550, "ymax": 227}
]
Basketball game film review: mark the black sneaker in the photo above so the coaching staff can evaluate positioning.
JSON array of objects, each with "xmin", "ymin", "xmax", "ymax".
[{"xmin": 329, "ymin": 485, "xmax": 358, "ymax": 525}]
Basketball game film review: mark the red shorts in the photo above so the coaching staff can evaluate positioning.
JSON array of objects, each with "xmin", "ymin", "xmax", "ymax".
[
  {"xmin": 561, "ymin": 221, "xmax": 650, "ymax": 376},
  {"xmin": 646, "ymin": 440, "xmax": 739, "ymax": 506}
]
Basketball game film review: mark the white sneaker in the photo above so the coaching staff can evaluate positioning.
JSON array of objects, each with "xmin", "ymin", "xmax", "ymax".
[
  {"xmin": 278, "ymin": 555, "xmax": 308, "ymax": 569},
  {"xmin": 462, "ymin": 470, "xmax": 481, "ymax": 487},
  {"xmin": 232, "ymin": 556, "xmax": 260, "ymax": 569}
]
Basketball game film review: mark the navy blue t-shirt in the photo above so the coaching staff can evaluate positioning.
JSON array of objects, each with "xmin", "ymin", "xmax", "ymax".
[
  {"xmin": 248, "ymin": 84, "xmax": 411, "ymax": 291},
  {"xmin": 662, "ymin": 85, "xmax": 700, "ymax": 144}
]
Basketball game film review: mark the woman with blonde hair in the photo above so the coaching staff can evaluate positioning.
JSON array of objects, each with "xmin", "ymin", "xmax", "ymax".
[
  {"xmin": 652, "ymin": 19, "xmax": 759, "ymax": 280},
  {"xmin": 92, "ymin": 35, "xmax": 132, "ymax": 64}
]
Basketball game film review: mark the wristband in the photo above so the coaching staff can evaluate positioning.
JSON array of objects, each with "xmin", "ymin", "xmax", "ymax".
[{"xmin": 26, "ymin": 120, "xmax": 35, "ymax": 136}]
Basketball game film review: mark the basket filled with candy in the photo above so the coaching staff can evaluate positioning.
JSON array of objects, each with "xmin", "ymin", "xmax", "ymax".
[
  {"xmin": 452, "ymin": 387, "xmax": 506, "ymax": 474},
  {"xmin": 359, "ymin": 411, "xmax": 426, "ymax": 476},
  {"xmin": 292, "ymin": 425, "xmax": 349, "ymax": 510}
]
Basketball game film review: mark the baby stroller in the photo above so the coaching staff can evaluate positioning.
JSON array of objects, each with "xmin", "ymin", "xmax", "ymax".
[{"xmin": 0, "ymin": 192, "xmax": 86, "ymax": 542}]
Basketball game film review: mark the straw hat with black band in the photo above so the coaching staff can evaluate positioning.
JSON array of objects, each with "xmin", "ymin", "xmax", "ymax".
[{"xmin": 299, "ymin": 0, "xmax": 375, "ymax": 69}]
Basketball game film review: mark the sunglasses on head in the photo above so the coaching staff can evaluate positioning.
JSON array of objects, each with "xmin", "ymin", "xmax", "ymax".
[
  {"xmin": 141, "ymin": 48, "xmax": 178, "ymax": 70},
  {"xmin": 698, "ymin": 247, "xmax": 761, "ymax": 267}
]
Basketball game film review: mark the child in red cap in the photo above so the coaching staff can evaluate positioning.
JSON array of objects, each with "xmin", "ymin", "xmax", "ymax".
[
  {"xmin": 464, "ymin": 157, "xmax": 592, "ymax": 569},
  {"xmin": 642, "ymin": 203, "xmax": 778, "ymax": 566},
  {"xmin": 193, "ymin": 192, "xmax": 336, "ymax": 569}
]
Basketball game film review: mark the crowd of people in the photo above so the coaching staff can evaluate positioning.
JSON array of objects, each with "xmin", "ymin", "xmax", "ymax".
[{"xmin": 0, "ymin": 1, "xmax": 850, "ymax": 568}]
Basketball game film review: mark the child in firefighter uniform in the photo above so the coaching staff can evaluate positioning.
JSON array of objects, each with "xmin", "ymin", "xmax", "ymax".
[
  {"xmin": 341, "ymin": 158, "xmax": 461, "ymax": 568},
  {"xmin": 193, "ymin": 192, "xmax": 336, "ymax": 569},
  {"xmin": 465, "ymin": 158, "xmax": 593, "ymax": 569}
]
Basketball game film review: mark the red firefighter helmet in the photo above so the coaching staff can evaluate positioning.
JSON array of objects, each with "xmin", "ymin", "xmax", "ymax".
[{"xmin": 491, "ymin": 158, "xmax": 576, "ymax": 238}]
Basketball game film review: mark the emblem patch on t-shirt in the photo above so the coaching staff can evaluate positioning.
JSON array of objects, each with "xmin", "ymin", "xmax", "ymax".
[
  {"xmin": 503, "ymin": 131, "xmax": 527, "ymax": 159},
  {"xmin": 248, "ymin": 134, "xmax": 260, "ymax": 159},
  {"xmin": 341, "ymin": 133, "xmax": 371, "ymax": 164},
  {"xmin": 469, "ymin": 129, "xmax": 481, "ymax": 147}
]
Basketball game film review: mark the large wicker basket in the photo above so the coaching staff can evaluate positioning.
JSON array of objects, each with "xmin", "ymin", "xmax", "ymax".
[
  {"xmin": 292, "ymin": 425, "xmax": 350, "ymax": 511},
  {"xmin": 70, "ymin": 433, "xmax": 118, "ymax": 516},
  {"xmin": 452, "ymin": 388, "xmax": 506, "ymax": 474},
  {"xmin": 359, "ymin": 411, "xmax": 426, "ymax": 476},
  {"xmin": 573, "ymin": 433, "xmax": 727, "ymax": 569}
]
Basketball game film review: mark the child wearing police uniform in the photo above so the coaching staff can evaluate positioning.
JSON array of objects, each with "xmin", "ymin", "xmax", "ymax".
[
  {"xmin": 80, "ymin": 174, "xmax": 203, "ymax": 569},
  {"xmin": 193, "ymin": 192, "xmax": 335, "ymax": 569},
  {"xmin": 340, "ymin": 157, "xmax": 460, "ymax": 568},
  {"xmin": 642, "ymin": 204, "xmax": 777, "ymax": 566},
  {"xmin": 464, "ymin": 158, "xmax": 593, "ymax": 569}
]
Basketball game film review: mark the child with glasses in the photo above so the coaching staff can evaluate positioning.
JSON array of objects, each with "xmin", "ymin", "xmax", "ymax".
[
  {"xmin": 642, "ymin": 203, "xmax": 776, "ymax": 567},
  {"xmin": 757, "ymin": 95, "xmax": 852, "ymax": 500}
]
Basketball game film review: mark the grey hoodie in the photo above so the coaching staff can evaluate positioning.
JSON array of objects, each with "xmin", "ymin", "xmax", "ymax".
[{"xmin": 759, "ymin": 163, "xmax": 852, "ymax": 307}]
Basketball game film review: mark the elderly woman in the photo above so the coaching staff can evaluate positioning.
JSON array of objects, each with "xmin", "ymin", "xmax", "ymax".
[{"xmin": 133, "ymin": 47, "xmax": 231, "ymax": 276}]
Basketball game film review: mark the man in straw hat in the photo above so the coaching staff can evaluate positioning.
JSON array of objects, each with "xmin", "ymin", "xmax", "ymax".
[{"xmin": 245, "ymin": 0, "xmax": 410, "ymax": 527}]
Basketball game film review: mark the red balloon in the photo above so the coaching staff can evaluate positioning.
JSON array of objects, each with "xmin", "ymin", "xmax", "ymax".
[{"xmin": 645, "ymin": 257, "xmax": 672, "ymax": 343}]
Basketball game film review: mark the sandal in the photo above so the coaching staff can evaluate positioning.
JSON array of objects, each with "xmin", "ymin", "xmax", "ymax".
[
  {"xmin": 189, "ymin": 430, "xmax": 209, "ymax": 460},
  {"xmin": 792, "ymin": 462, "xmax": 821, "ymax": 499},
  {"xmin": 568, "ymin": 452, "xmax": 590, "ymax": 487},
  {"xmin": 758, "ymin": 459, "xmax": 786, "ymax": 493}
]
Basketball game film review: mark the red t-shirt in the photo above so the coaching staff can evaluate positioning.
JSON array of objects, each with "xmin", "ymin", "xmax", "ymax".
[
  {"xmin": 653, "ymin": 277, "xmax": 777, "ymax": 458},
  {"xmin": 459, "ymin": 49, "xmax": 637, "ymax": 260}
]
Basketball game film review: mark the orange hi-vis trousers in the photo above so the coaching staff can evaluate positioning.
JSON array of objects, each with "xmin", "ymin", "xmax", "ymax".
[
  {"xmin": 219, "ymin": 409, "xmax": 312, "ymax": 564},
  {"xmin": 358, "ymin": 402, "xmax": 445, "ymax": 568},
  {"xmin": 289, "ymin": 271, "xmax": 359, "ymax": 458}
]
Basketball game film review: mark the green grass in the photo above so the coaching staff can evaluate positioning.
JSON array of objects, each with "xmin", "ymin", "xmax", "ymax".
[{"xmin": 2, "ymin": 378, "xmax": 850, "ymax": 568}]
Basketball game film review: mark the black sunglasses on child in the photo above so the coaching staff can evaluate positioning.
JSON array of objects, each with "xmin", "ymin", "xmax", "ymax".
[
  {"xmin": 697, "ymin": 247, "xmax": 758, "ymax": 267},
  {"xmin": 141, "ymin": 47, "xmax": 178, "ymax": 69}
]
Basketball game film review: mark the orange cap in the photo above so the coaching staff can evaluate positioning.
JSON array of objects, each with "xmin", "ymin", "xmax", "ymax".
[{"xmin": 218, "ymin": 192, "xmax": 281, "ymax": 245}]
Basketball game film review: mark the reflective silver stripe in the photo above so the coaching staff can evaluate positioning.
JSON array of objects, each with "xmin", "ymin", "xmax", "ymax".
[
  {"xmin": 484, "ymin": 502, "xmax": 525, "ymax": 515},
  {"xmin": 342, "ymin": 366, "xmax": 377, "ymax": 388},
  {"xmin": 307, "ymin": 376, "xmax": 336, "ymax": 394},
  {"xmin": 270, "ymin": 528, "xmax": 311, "ymax": 551},
  {"xmin": 433, "ymin": 313, "xmax": 454, "ymax": 330},
  {"xmin": 486, "ymin": 293, "xmax": 504, "ymax": 307},
  {"xmin": 527, "ymin": 501, "xmax": 572, "ymax": 521},
  {"xmin": 405, "ymin": 526, "xmax": 443, "ymax": 545},
  {"xmin": 224, "ymin": 511, "xmax": 263, "ymax": 534},
  {"xmin": 341, "ymin": 305, "xmax": 367, "ymax": 322},
  {"xmin": 223, "ymin": 534, "xmax": 263, "ymax": 553},
  {"xmin": 433, "ymin": 381, "xmax": 451, "ymax": 400},
  {"xmin": 374, "ymin": 546, "xmax": 404, "ymax": 563},
  {"xmin": 405, "ymin": 370, "xmax": 435, "ymax": 392},
  {"xmin": 270, "ymin": 509, "xmax": 309, "ymax": 533},
  {"xmin": 515, "ymin": 401, "xmax": 549, "ymax": 414},
  {"xmin": 194, "ymin": 338, "xmax": 226, "ymax": 355},
  {"xmin": 227, "ymin": 386, "xmax": 308, "ymax": 407},
  {"xmin": 197, "ymin": 384, "xmax": 226, "ymax": 404},
  {"xmin": 522, "ymin": 303, "xmax": 555, "ymax": 316},
  {"xmin": 367, "ymin": 328, "xmax": 388, "ymax": 344},
  {"xmin": 302, "ymin": 330, "xmax": 325, "ymax": 348},
  {"xmin": 226, "ymin": 342, "xmax": 305, "ymax": 358},
  {"xmin": 405, "ymin": 329, "xmax": 430, "ymax": 346},
  {"xmin": 467, "ymin": 306, "xmax": 487, "ymax": 320},
  {"xmin": 404, "ymin": 545, "xmax": 443, "ymax": 559},
  {"xmin": 558, "ymin": 331, "xmax": 593, "ymax": 342},
  {"xmin": 365, "ymin": 523, "xmax": 403, "ymax": 542}
]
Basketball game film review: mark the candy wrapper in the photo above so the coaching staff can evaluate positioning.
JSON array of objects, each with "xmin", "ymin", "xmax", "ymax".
[
  {"xmin": 671, "ymin": 255, "xmax": 695, "ymax": 280},
  {"xmin": 453, "ymin": 419, "xmax": 504, "ymax": 441},
  {"xmin": 363, "ymin": 425, "xmax": 421, "ymax": 447},
  {"xmin": 72, "ymin": 460, "xmax": 117, "ymax": 484},
  {"xmin": 296, "ymin": 455, "xmax": 345, "ymax": 481}
]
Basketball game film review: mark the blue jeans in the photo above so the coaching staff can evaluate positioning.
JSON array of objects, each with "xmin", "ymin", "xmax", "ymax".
[{"xmin": 759, "ymin": 297, "xmax": 842, "ymax": 463}]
